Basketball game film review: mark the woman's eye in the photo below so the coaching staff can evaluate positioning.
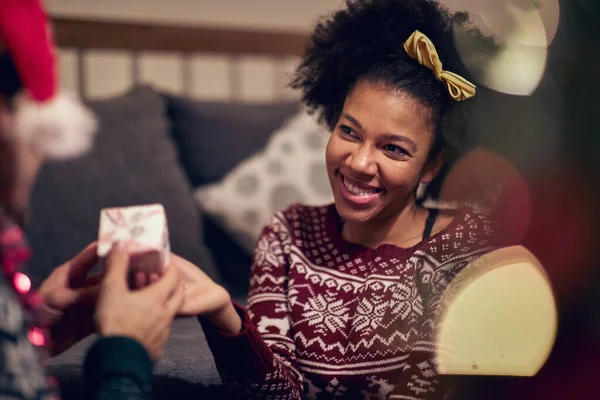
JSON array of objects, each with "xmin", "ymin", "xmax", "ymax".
[
  {"xmin": 339, "ymin": 125, "xmax": 358, "ymax": 138},
  {"xmin": 383, "ymin": 144, "xmax": 409, "ymax": 157}
]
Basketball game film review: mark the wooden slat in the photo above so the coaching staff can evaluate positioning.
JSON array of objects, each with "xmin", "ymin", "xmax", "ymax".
[
  {"xmin": 274, "ymin": 58, "xmax": 287, "ymax": 100},
  {"xmin": 131, "ymin": 51, "xmax": 140, "ymax": 86},
  {"xmin": 229, "ymin": 56, "xmax": 241, "ymax": 101},
  {"xmin": 51, "ymin": 17, "xmax": 309, "ymax": 56},
  {"xmin": 181, "ymin": 53, "xmax": 192, "ymax": 97}
]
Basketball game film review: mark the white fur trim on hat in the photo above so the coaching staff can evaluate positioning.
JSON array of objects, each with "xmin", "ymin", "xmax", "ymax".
[{"xmin": 11, "ymin": 91, "xmax": 98, "ymax": 160}]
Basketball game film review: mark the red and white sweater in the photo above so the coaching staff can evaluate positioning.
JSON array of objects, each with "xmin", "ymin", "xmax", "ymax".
[{"xmin": 201, "ymin": 203, "xmax": 497, "ymax": 399}]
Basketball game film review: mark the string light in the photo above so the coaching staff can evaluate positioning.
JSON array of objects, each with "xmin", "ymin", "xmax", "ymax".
[
  {"xmin": 1, "ymin": 217, "xmax": 50, "ymax": 353},
  {"xmin": 28, "ymin": 327, "xmax": 46, "ymax": 347},
  {"xmin": 13, "ymin": 271, "xmax": 31, "ymax": 294}
]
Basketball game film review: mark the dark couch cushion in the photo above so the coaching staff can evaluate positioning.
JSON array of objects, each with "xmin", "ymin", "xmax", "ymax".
[
  {"xmin": 164, "ymin": 96, "xmax": 299, "ymax": 295},
  {"xmin": 49, "ymin": 296, "xmax": 248, "ymax": 399},
  {"xmin": 202, "ymin": 214, "xmax": 252, "ymax": 297},
  {"xmin": 165, "ymin": 95, "xmax": 299, "ymax": 186},
  {"xmin": 48, "ymin": 318, "xmax": 224, "ymax": 399},
  {"xmin": 26, "ymin": 86, "xmax": 219, "ymax": 284}
]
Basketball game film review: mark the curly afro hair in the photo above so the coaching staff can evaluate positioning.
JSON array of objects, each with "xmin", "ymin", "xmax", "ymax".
[{"xmin": 291, "ymin": 0, "xmax": 482, "ymax": 158}]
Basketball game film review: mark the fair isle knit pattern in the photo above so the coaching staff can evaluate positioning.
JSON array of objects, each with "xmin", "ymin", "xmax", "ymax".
[{"xmin": 202, "ymin": 203, "xmax": 496, "ymax": 400}]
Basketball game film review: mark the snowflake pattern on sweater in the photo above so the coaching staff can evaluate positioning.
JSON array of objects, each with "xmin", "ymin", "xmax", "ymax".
[{"xmin": 203, "ymin": 203, "xmax": 496, "ymax": 399}]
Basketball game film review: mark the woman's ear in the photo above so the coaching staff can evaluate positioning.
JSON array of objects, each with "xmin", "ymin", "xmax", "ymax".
[{"xmin": 420, "ymin": 150, "xmax": 445, "ymax": 184}]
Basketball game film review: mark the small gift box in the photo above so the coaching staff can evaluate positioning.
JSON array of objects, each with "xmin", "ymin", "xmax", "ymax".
[{"xmin": 97, "ymin": 204, "xmax": 170, "ymax": 274}]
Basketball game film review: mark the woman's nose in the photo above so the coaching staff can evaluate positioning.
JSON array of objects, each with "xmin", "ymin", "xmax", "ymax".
[{"xmin": 345, "ymin": 145, "xmax": 377, "ymax": 177}]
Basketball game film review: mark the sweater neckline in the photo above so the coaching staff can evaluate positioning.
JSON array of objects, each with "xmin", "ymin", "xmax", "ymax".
[{"xmin": 324, "ymin": 203, "xmax": 468, "ymax": 258}]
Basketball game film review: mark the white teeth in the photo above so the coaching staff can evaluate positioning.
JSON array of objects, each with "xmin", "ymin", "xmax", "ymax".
[{"xmin": 343, "ymin": 177, "xmax": 378, "ymax": 196}]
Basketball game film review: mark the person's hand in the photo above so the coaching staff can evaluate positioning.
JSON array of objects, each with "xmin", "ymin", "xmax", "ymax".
[
  {"xmin": 38, "ymin": 242, "xmax": 102, "ymax": 356},
  {"xmin": 170, "ymin": 253, "xmax": 241, "ymax": 334},
  {"xmin": 95, "ymin": 242, "xmax": 185, "ymax": 361}
]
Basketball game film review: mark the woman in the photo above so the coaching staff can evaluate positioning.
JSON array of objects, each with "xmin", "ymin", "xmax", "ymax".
[{"xmin": 174, "ymin": 0, "xmax": 497, "ymax": 398}]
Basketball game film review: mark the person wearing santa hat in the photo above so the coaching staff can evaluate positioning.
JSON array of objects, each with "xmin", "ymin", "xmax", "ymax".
[{"xmin": 0, "ymin": 1, "xmax": 185, "ymax": 399}]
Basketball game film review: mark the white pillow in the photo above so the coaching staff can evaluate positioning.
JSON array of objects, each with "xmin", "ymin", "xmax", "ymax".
[{"xmin": 194, "ymin": 110, "xmax": 334, "ymax": 253}]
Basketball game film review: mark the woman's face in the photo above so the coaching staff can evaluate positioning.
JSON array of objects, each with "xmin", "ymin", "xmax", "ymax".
[{"xmin": 325, "ymin": 80, "xmax": 442, "ymax": 225}]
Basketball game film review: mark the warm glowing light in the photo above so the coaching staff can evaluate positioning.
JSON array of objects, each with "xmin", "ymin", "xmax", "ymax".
[
  {"xmin": 537, "ymin": 0, "xmax": 560, "ymax": 45},
  {"xmin": 446, "ymin": 0, "xmax": 560, "ymax": 95},
  {"xmin": 28, "ymin": 327, "xmax": 46, "ymax": 347},
  {"xmin": 435, "ymin": 246, "xmax": 557, "ymax": 376},
  {"xmin": 13, "ymin": 272, "xmax": 32, "ymax": 294},
  {"xmin": 443, "ymin": 0, "xmax": 560, "ymax": 45},
  {"xmin": 435, "ymin": 149, "xmax": 532, "ymax": 244},
  {"xmin": 453, "ymin": 22, "xmax": 547, "ymax": 96}
]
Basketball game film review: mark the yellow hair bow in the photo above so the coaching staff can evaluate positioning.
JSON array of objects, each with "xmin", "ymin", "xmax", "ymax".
[{"xmin": 403, "ymin": 30, "xmax": 476, "ymax": 101}]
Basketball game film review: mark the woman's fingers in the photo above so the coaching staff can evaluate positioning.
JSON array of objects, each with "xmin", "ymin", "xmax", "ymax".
[
  {"xmin": 166, "ymin": 284, "xmax": 185, "ymax": 316},
  {"xmin": 133, "ymin": 272, "xmax": 147, "ymax": 288},
  {"xmin": 144, "ymin": 265, "xmax": 180, "ymax": 301}
]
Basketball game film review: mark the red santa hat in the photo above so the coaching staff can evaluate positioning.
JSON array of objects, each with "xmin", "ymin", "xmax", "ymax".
[{"xmin": 0, "ymin": 0, "xmax": 97, "ymax": 159}]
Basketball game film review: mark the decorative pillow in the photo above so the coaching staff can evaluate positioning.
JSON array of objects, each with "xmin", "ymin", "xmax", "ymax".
[
  {"xmin": 194, "ymin": 110, "xmax": 334, "ymax": 253},
  {"xmin": 26, "ymin": 86, "xmax": 220, "ymax": 284},
  {"xmin": 165, "ymin": 95, "xmax": 300, "ymax": 186}
]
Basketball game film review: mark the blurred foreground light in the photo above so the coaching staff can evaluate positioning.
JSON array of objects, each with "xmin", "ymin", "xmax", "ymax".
[
  {"xmin": 28, "ymin": 327, "xmax": 46, "ymax": 347},
  {"xmin": 537, "ymin": 0, "xmax": 561, "ymax": 45},
  {"xmin": 522, "ymin": 170, "xmax": 596, "ymax": 305},
  {"xmin": 451, "ymin": 0, "xmax": 559, "ymax": 95},
  {"xmin": 435, "ymin": 245, "xmax": 557, "ymax": 376},
  {"xmin": 437, "ymin": 149, "xmax": 532, "ymax": 244},
  {"xmin": 13, "ymin": 272, "xmax": 32, "ymax": 294}
]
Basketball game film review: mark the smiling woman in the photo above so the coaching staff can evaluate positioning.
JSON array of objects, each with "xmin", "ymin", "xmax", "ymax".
[
  {"xmin": 172, "ymin": 1, "xmax": 511, "ymax": 400},
  {"xmin": 326, "ymin": 82, "xmax": 445, "ymax": 247}
]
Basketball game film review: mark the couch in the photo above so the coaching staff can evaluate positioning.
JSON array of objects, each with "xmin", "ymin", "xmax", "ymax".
[
  {"xmin": 30, "ymin": 84, "xmax": 545, "ymax": 399},
  {"xmin": 26, "ymin": 85, "xmax": 302, "ymax": 398}
]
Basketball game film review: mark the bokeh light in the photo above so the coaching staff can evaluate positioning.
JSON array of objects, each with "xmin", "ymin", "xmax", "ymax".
[
  {"xmin": 522, "ymin": 168, "xmax": 597, "ymax": 306},
  {"xmin": 537, "ymin": 0, "xmax": 561, "ymax": 45},
  {"xmin": 437, "ymin": 149, "xmax": 532, "ymax": 244},
  {"xmin": 447, "ymin": 0, "xmax": 560, "ymax": 96},
  {"xmin": 13, "ymin": 272, "xmax": 31, "ymax": 294},
  {"xmin": 435, "ymin": 245, "xmax": 557, "ymax": 376},
  {"xmin": 28, "ymin": 327, "xmax": 46, "ymax": 347}
]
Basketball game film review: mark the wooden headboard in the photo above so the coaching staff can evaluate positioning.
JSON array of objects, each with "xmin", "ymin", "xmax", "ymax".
[{"xmin": 51, "ymin": 17, "xmax": 310, "ymax": 101}]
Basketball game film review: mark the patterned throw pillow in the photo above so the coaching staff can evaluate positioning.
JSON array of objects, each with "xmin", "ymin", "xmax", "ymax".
[{"xmin": 194, "ymin": 110, "xmax": 334, "ymax": 253}]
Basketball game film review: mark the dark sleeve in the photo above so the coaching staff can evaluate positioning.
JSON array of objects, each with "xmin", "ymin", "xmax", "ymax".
[
  {"xmin": 83, "ymin": 336, "xmax": 154, "ymax": 400},
  {"xmin": 198, "ymin": 214, "xmax": 304, "ymax": 399},
  {"xmin": 200, "ymin": 302, "xmax": 304, "ymax": 399}
]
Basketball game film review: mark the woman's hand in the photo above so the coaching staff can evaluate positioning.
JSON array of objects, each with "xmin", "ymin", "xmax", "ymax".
[
  {"xmin": 94, "ymin": 242, "xmax": 185, "ymax": 361},
  {"xmin": 170, "ymin": 253, "xmax": 241, "ymax": 334},
  {"xmin": 38, "ymin": 242, "xmax": 102, "ymax": 356}
]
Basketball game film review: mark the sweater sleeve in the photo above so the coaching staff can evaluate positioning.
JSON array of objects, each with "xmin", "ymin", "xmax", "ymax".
[
  {"xmin": 83, "ymin": 336, "xmax": 154, "ymax": 400},
  {"xmin": 200, "ymin": 213, "xmax": 304, "ymax": 399}
]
